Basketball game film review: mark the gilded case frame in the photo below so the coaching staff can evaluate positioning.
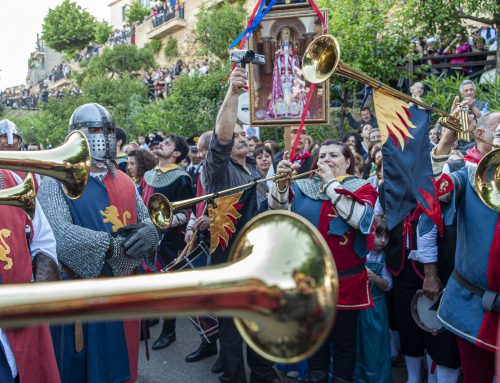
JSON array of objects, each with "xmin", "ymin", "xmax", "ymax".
[{"xmin": 247, "ymin": 8, "xmax": 329, "ymax": 127}]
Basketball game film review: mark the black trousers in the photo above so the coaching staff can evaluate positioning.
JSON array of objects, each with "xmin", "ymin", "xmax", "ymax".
[
  {"xmin": 218, "ymin": 318, "xmax": 277, "ymax": 383},
  {"xmin": 392, "ymin": 258, "xmax": 426, "ymax": 357},
  {"xmin": 308, "ymin": 310, "xmax": 359, "ymax": 381}
]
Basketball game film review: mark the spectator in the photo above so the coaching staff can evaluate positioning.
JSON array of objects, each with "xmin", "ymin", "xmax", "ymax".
[
  {"xmin": 342, "ymin": 132, "xmax": 364, "ymax": 156},
  {"xmin": 409, "ymin": 81, "xmax": 425, "ymax": 101},
  {"xmin": 359, "ymin": 123, "xmax": 373, "ymax": 158},
  {"xmin": 254, "ymin": 145, "xmax": 273, "ymax": 177},
  {"xmin": 126, "ymin": 148, "xmax": 157, "ymax": 188},
  {"xmin": 369, "ymin": 128, "xmax": 381, "ymax": 144},
  {"xmin": 27, "ymin": 143, "xmax": 41, "ymax": 151},
  {"xmin": 478, "ymin": 24, "xmax": 497, "ymax": 45},
  {"xmin": 115, "ymin": 127, "xmax": 128, "ymax": 172},
  {"xmin": 429, "ymin": 127, "xmax": 440, "ymax": 146},
  {"xmin": 138, "ymin": 134, "xmax": 148, "ymax": 149},
  {"xmin": 263, "ymin": 140, "xmax": 279, "ymax": 156},
  {"xmin": 247, "ymin": 136, "xmax": 260, "ymax": 157},
  {"xmin": 459, "ymin": 79, "xmax": 489, "ymax": 118},
  {"xmin": 343, "ymin": 106, "xmax": 378, "ymax": 130},
  {"xmin": 443, "ymin": 33, "xmax": 471, "ymax": 75}
]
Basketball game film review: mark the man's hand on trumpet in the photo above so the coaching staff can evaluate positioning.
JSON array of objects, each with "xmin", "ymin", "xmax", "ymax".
[{"xmin": 275, "ymin": 158, "xmax": 300, "ymax": 191}]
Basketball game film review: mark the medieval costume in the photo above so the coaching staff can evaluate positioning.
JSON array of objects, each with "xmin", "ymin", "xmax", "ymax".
[
  {"xmin": 0, "ymin": 169, "xmax": 61, "ymax": 383},
  {"xmin": 141, "ymin": 160, "xmax": 194, "ymax": 351},
  {"xmin": 431, "ymin": 146, "xmax": 499, "ymax": 383},
  {"xmin": 269, "ymin": 174, "xmax": 377, "ymax": 382},
  {"xmin": 354, "ymin": 250, "xmax": 392, "ymax": 383},
  {"xmin": 38, "ymin": 103, "xmax": 159, "ymax": 383}
]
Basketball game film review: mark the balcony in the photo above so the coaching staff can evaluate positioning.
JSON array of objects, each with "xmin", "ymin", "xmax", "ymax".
[{"xmin": 147, "ymin": 15, "xmax": 187, "ymax": 40}]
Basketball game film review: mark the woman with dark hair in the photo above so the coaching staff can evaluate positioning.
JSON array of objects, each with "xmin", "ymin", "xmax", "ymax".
[
  {"xmin": 342, "ymin": 132, "xmax": 364, "ymax": 156},
  {"xmin": 254, "ymin": 145, "xmax": 273, "ymax": 177},
  {"xmin": 126, "ymin": 149, "xmax": 157, "ymax": 196},
  {"xmin": 269, "ymin": 139, "xmax": 378, "ymax": 383}
]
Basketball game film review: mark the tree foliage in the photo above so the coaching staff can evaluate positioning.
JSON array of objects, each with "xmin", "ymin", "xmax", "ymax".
[
  {"xmin": 126, "ymin": 0, "xmax": 150, "ymax": 25},
  {"xmin": 131, "ymin": 63, "xmax": 231, "ymax": 137},
  {"xmin": 194, "ymin": 2, "xmax": 246, "ymax": 60},
  {"xmin": 423, "ymin": 75, "xmax": 500, "ymax": 119},
  {"xmin": 164, "ymin": 38, "xmax": 178, "ymax": 59},
  {"xmin": 77, "ymin": 44, "xmax": 155, "ymax": 83},
  {"xmin": 12, "ymin": 96, "xmax": 88, "ymax": 146},
  {"xmin": 42, "ymin": 0, "xmax": 97, "ymax": 54},
  {"xmin": 95, "ymin": 21, "xmax": 113, "ymax": 45}
]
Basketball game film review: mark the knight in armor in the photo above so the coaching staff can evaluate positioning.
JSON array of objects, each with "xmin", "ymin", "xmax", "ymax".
[
  {"xmin": 140, "ymin": 134, "xmax": 195, "ymax": 351},
  {"xmin": 37, "ymin": 103, "xmax": 159, "ymax": 383},
  {"xmin": 430, "ymin": 109, "xmax": 500, "ymax": 383},
  {"xmin": 0, "ymin": 120, "xmax": 61, "ymax": 382},
  {"xmin": 0, "ymin": 119, "xmax": 42, "ymax": 189}
]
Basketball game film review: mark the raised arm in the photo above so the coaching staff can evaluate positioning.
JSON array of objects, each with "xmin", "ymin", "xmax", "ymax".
[{"xmin": 215, "ymin": 67, "xmax": 247, "ymax": 144}]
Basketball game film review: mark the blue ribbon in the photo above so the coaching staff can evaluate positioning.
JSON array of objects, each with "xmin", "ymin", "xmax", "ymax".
[{"xmin": 228, "ymin": 0, "xmax": 277, "ymax": 50}]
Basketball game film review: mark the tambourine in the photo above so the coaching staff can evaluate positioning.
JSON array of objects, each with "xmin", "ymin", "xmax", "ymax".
[{"xmin": 410, "ymin": 290, "xmax": 444, "ymax": 335}]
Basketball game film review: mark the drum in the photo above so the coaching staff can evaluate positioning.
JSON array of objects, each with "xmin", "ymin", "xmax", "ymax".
[
  {"xmin": 161, "ymin": 240, "xmax": 211, "ymax": 272},
  {"xmin": 161, "ymin": 239, "xmax": 219, "ymax": 341},
  {"xmin": 410, "ymin": 290, "xmax": 444, "ymax": 335}
]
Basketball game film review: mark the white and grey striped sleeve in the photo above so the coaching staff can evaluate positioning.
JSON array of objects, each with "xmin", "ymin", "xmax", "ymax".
[
  {"xmin": 430, "ymin": 146, "xmax": 449, "ymax": 177},
  {"xmin": 325, "ymin": 181, "xmax": 373, "ymax": 233},
  {"xmin": 268, "ymin": 182, "xmax": 290, "ymax": 211}
]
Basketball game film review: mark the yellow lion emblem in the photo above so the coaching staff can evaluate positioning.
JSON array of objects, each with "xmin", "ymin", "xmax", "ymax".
[
  {"xmin": 100, "ymin": 206, "xmax": 132, "ymax": 232},
  {"xmin": 0, "ymin": 229, "xmax": 13, "ymax": 270}
]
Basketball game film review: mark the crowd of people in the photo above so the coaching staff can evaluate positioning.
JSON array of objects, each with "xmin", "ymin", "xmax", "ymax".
[
  {"xmin": 141, "ymin": 0, "xmax": 185, "ymax": 28},
  {"xmin": 406, "ymin": 24, "xmax": 497, "ymax": 77},
  {"xmin": 0, "ymin": 58, "xmax": 498, "ymax": 383},
  {"xmin": 142, "ymin": 59, "xmax": 210, "ymax": 98}
]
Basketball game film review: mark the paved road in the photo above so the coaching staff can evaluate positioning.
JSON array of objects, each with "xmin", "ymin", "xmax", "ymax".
[{"xmin": 138, "ymin": 318, "xmax": 409, "ymax": 383}]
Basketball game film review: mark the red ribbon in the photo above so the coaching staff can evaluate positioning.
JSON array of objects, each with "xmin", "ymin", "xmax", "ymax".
[{"xmin": 290, "ymin": 84, "xmax": 315, "ymax": 161}]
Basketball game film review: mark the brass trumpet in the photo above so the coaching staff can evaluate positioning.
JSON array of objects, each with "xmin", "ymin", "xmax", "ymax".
[
  {"xmin": 0, "ymin": 131, "xmax": 90, "ymax": 199},
  {"xmin": 302, "ymin": 35, "xmax": 475, "ymax": 142},
  {"xmin": 149, "ymin": 168, "xmax": 318, "ymax": 229},
  {"xmin": 475, "ymin": 148, "xmax": 500, "ymax": 212},
  {"xmin": 0, "ymin": 173, "xmax": 36, "ymax": 218},
  {"xmin": 0, "ymin": 211, "xmax": 338, "ymax": 363}
]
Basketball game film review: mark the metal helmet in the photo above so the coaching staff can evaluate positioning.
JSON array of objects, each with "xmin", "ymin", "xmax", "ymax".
[
  {"xmin": 0, "ymin": 119, "xmax": 23, "ymax": 146},
  {"xmin": 69, "ymin": 103, "xmax": 117, "ymax": 160}
]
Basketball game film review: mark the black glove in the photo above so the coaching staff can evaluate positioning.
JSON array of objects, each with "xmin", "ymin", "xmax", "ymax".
[
  {"xmin": 123, "ymin": 222, "xmax": 159, "ymax": 259},
  {"xmin": 32, "ymin": 253, "xmax": 61, "ymax": 282},
  {"xmin": 116, "ymin": 223, "xmax": 145, "ymax": 238}
]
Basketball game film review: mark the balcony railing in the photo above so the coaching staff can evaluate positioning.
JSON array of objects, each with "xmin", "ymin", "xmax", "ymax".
[{"xmin": 147, "ymin": 14, "xmax": 187, "ymax": 40}]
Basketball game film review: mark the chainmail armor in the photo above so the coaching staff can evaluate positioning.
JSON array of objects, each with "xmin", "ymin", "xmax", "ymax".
[
  {"xmin": 144, "ymin": 168, "xmax": 188, "ymax": 188},
  {"xmin": 38, "ymin": 176, "xmax": 157, "ymax": 278}
]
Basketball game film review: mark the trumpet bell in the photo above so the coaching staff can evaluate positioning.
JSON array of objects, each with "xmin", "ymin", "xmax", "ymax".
[
  {"xmin": 0, "ymin": 210, "xmax": 338, "ymax": 363},
  {"xmin": 475, "ymin": 148, "xmax": 500, "ymax": 212},
  {"xmin": 0, "ymin": 131, "xmax": 90, "ymax": 199},
  {"xmin": 0, "ymin": 173, "xmax": 36, "ymax": 218},
  {"xmin": 302, "ymin": 35, "xmax": 341, "ymax": 84},
  {"xmin": 148, "ymin": 193, "xmax": 173, "ymax": 229},
  {"xmin": 231, "ymin": 211, "xmax": 338, "ymax": 363}
]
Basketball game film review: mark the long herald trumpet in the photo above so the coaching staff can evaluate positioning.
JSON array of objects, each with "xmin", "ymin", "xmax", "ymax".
[
  {"xmin": 0, "ymin": 130, "xmax": 90, "ymax": 199},
  {"xmin": 302, "ymin": 35, "xmax": 486, "ymax": 144},
  {"xmin": 0, "ymin": 211, "xmax": 338, "ymax": 363},
  {"xmin": 475, "ymin": 148, "xmax": 500, "ymax": 212},
  {"xmin": 148, "ymin": 167, "xmax": 318, "ymax": 229},
  {"xmin": 0, "ymin": 172, "xmax": 36, "ymax": 218}
]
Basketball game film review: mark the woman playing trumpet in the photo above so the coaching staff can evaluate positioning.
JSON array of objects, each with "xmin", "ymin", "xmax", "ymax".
[{"xmin": 269, "ymin": 139, "xmax": 378, "ymax": 383}]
